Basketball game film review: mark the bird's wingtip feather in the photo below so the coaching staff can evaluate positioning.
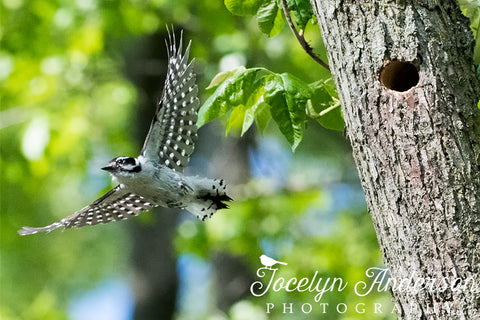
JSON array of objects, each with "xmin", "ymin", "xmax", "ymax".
[{"xmin": 18, "ymin": 222, "xmax": 64, "ymax": 236}]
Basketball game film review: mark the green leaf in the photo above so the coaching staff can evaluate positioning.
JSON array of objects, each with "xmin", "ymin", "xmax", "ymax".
[
  {"xmin": 201, "ymin": 68, "xmax": 338, "ymax": 150},
  {"xmin": 257, "ymin": 0, "xmax": 285, "ymax": 37},
  {"xmin": 198, "ymin": 68, "xmax": 261, "ymax": 127},
  {"xmin": 224, "ymin": 0, "xmax": 264, "ymax": 16},
  {"xmin": 202, "ymin": 69, "xmax": 269, "ymax": 136},
  {"xmin": 322, "ymin": 78, "xmax": 339, "ymax": 99},
  {"xmin": 226, "ymin": 104, "xmax": 248, "ymax": 134},
  {"xmin": 280, "ymin": 72, "xmax": 311, "ymax": 109},
  {"xmin": 286, "ymin": 0, "xmax": 314, "ymax": 30},
  {"xmin": 241, "ymin": 80, "xmax": 267, "ymax": 135},
  {"xmin": 459, "ymin": 0, "xmax": 480, "ymax": 64},
  {"xmin": 308, "ymin": 80, "xmax": 344, "ymax": 131},
  {"xmin": 226, "ymin": 74, "xmax": 267, "ymax": 136},
  {"xmin": 264, "ymin": 73, "xmax": 310, "ymax": 151},
  {"xmin": 254, "ymin": 102, "xmax": 272, "ymax": 133},
  {"xmin": 206, "ymin": 66, "xmax": 246, "ymax": 90}
]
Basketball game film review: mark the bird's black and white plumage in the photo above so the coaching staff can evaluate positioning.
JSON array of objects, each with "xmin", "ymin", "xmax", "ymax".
[{"xmin": 18, "ymin": 30, "xmax": 231, "ymax": 236}]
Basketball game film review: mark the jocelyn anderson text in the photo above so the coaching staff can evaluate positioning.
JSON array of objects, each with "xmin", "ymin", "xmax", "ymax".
[{"xmin": 250, "ymin": 266, "xmax": 480, "ymax": 302}]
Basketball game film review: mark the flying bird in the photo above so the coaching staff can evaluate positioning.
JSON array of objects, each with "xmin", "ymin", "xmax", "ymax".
[
  {"xmin": 18, "ymin": 30, "xmax": 231, "ymax": 236},
  {"xmin": 260, "ymin": 254, "xmax": 288, "ymax": 269}
]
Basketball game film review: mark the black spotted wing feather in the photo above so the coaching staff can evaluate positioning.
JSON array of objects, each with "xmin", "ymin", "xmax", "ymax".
[
  {"xmin": 63, "ymin": 185, "xmax": 155, "ymax": 228},
  {"xmin": 141, "ymin": 31, "xmax": 199, "ymax": 172},
  {"xmin": 18, "ymin": 185, "xmax": 155, "ymax": 235}
]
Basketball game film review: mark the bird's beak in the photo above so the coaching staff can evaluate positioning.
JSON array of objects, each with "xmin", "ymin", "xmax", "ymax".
[{"xmin": 101, "ymin": 163, "xmax": 115, "ymax": 171}]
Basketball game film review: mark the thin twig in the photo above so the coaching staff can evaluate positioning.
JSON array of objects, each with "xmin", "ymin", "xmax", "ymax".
[{"xmin": 281, "ymin": 0, "xmax": 330, "ymax": 71}]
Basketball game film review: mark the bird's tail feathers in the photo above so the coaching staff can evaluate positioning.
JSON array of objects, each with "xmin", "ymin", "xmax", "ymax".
[{"xmin": 185, "ymin": 178, "xmax": 232, "ymax": 221}]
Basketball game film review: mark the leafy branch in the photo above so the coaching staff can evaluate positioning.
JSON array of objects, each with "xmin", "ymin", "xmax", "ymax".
[
  {"xmin": 280, "ymin": 0, "xmax": 330, "ymax": 70},
  {"xmin": 198, "ymin": 67, "xmax": 343, "ymax": 151}
]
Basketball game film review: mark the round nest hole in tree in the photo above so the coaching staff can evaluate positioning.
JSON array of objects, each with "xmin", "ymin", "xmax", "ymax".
[{"xmin": 380, "ymin": 60, "xmax": 419, "ymax": 92}]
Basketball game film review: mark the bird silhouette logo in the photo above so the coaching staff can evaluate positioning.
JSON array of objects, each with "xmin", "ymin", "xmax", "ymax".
[{"xmin": 260, "ymin": 254, "xmax": 288, "ymax": 269}]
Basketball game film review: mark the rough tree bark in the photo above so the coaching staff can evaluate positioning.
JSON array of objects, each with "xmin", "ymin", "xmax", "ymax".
[{"xmin": 310, "ymin": 0, "xmax": 480, "ymax": 319}]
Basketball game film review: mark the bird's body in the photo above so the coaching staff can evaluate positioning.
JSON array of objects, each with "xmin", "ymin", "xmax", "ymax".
[
  {"xmin": 112, "ymin": 155, "xmax": 229, "ymax": 218},
  {"xmin": 18, "ymin": 30, "xmax": 231, "ymax": 236},
  {"xmin": 111, "ymin": 156, "xmax": 192, "ymax": 207}
]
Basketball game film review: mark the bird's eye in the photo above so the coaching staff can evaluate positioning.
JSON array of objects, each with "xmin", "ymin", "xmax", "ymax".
[
  {"xmin": 117, "ymin": 158, "xmax": 124, "ymax": 164},
  {"xmin": 124, "ymin": 158, "xmax": 136, "ymax": 165}
]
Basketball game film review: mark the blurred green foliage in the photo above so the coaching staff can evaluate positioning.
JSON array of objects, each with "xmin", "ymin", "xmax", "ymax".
[
  {"xmin": 8, "ymin": 0, "xmax": 479, "ymax": 319},
  {"xmin": 458, "ymin": 0, "xmax": 480, "ymax": 64},
  {"xmin": 176, "ymin": 184, "xmax": 393, "ymax": 319}
]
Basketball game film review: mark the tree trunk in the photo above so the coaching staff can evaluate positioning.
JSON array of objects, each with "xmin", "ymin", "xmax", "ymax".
[
  {"xmin": 310, "ymin": 0, "xmax": 480, "ymax": 319},
  {"xmin": 123, "ymin": 33, "xmax": 179, "ymax": 320}
]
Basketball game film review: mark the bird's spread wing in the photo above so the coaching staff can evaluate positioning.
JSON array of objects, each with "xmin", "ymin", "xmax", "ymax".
[
  {"xmin": 18, "ymin": 185, "xmax": 155, "ymax": 235},
  {"xmin": 141, "ymin": 30, "xmax": 199, "ymax": 172}
]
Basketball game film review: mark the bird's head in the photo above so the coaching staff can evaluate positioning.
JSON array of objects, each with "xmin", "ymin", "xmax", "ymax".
[{"xmin": 102, "ymin": 157, "xmax": 141, "ymax": 176}]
